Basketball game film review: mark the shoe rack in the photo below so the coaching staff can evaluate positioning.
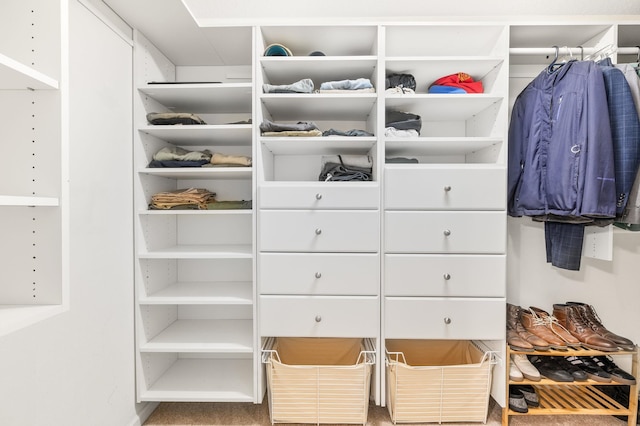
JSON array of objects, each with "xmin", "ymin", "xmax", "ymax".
[{"xmin": 503, "ymin": 346, "xmax": 639, "ymax": 426}]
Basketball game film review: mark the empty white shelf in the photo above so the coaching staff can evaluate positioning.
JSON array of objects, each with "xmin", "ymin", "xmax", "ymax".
[
  {"xmin": 261, "ymin": 93, "xmax": 377, "ymax": 121},
  {"xmin": 138, "ymin": 83, "xmax": 252, "ymax": 113},
  {"xmin": 0, "ymin": 195, "xmax": 59, "ymax": 207},
  {"xmin": 0, "ymin": 52, "xmax": 58, "ymax": 90},
  {"xmin": 385, "ymin": 137, "xmax": 503, "ymax": 156},
  {"xmin": 138, "ymin": 244, "xmax": 253, "ymax": 259},
  {"xmin": 261, "ymin": 136, "xmax": 376, "ymax": 155},
  {"xmin": 138, "ymin": 167, "xmax": 252, "ymax": 180},
  {"xmin": 139, "ymin": 124, "xmax": 252, "ymax": 146},
  {"xmin": 140, "ymin": 281, "xmax": 253, "ymax": 305}
]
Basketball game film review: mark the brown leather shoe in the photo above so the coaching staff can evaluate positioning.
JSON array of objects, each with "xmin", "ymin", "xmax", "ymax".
[
  {"xmin": 520, "ymin": 308, "xmax": 567, "ymax": 350},
  {"xmin": 566, "ymin": 302, "xmax": 635, "ymax": 351},
  {"xmin": 529, "ymin": 306, "xmax": 581, "ymax": 348},
  {"xmin": 507, "ymin": 303, "xmax": 550, "ymax": 351},
  {"xmin": 507, "ymin": 303, "xmax": 534, "ymax": 351},
  {"xmin": 552, "ymin": 304, "xmax": 619, "ymax": 352}
]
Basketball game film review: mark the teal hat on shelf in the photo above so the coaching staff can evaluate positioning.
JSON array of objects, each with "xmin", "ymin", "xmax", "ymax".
[{"xmin": 263, "ymin": 43, "xmax": 293, "ymax": 56}]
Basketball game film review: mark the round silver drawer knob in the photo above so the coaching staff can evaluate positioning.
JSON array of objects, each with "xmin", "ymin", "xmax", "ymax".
[
  {"xmin": 315, "ymin": 315, "xmax": 322, "ymax": 322},
  {"xmin": 443, "ymin": 229, "xmax": 451, "ymax": 236},
  {"xmin": 444, "ymin": 186, "xmax": 452, "ymax": 192},
  {"xmin": 315, "ymin": 228, "xmax": 322, "ymax": 235},
  {"xmin": 315, "ymin": 272, "xmax": 322, "ymax": 279},
  {"xmin": 444, "ymin": 317, "xmax": 452, "ymax": 325},
  {"xmin": 443, "ymin": 273, "xmax": 451, "ymax": 280},
  {"xmin": 316, "ymin": 193, "xmax": 323, "ymax": 200}
]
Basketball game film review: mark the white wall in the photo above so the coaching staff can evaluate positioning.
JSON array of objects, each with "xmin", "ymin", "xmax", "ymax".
[{"xmin": 0, "ymin": 1, "xmax": 145, "ymax": 425}]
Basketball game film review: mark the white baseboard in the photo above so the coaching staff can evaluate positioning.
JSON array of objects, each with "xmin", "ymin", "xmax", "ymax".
[{"xmin": 128, "ymin": 401, "xmax": 160, "ymax": 426}]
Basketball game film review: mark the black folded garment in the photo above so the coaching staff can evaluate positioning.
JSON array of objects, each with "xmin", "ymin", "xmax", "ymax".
[
  {"xmin": 385, "ymin": 110, "xmax": 422, "ymax": 132},
  {"xmin": 147, "ymin": 112, "xmax": 206, "ymax": 125}
]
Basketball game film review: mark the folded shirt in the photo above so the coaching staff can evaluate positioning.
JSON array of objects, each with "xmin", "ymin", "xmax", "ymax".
[
  {"xmin": 263, "ymin": 78, "xmax": 314, "ymax": 94},
  {"xmin": 147, "ymin": 112, "xmax": 206, "ymax": 125},
  {"xmin": 153, "ymin": 146, "xmax": 212, "ymax": 162},
  {"xmin": 210, "ymin": 153, "xmax": 252, "ymax": 167},
  {"xmin": 319, "ymin": 78, "xmax": 373, "ymax": 91},
  {"xmin": 259, "ymin": 119, "xmax": 319, "ymax": 133}
]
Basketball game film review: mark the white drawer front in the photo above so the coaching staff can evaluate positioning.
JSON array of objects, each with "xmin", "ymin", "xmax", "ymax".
[
  {"xmin": 385, "ymin": 297, "xmax": 505, "ymax": 340},
  {"xmin": 260, "ymin": 183, "xmax": 379, "ymax": 209},
  {"xmin": 385, "ymin": 211, "xmax": 505, "ymax": 253},
  {"xmin": 385, "ymin": 254, "xmax": 505, "ymax": 297},
  {"xmin": 260, "ymin": 210, "xmax": 379, "ymax": 252},
  {"xmin": 260, "ymin": 296, "xmax": 379, "ymax": 337},
  {"xmin": 385, "ymin": 166, "xmax": 506, "ymax": 210},
  {"xmin": 260, "ymin": 253, "xmax": 379, "ymax": 295}
]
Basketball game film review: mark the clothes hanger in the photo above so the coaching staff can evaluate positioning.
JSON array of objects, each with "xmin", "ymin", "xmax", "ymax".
[
  {"xmin": 547, "ymin": 45, "xmax": 560, "ymax": 73},
  {"xmin": 583, "ymin": 43, "xmax": 616, "ymax": 62}
]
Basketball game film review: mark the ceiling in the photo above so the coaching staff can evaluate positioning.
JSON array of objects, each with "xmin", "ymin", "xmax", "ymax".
[
  {"xmin": 100, "ymin": 0, "xmax": 251, "ymax": 66},
  {"xmin": 101, "ymin": 0, "xmax": 640, "ymax": 67}
]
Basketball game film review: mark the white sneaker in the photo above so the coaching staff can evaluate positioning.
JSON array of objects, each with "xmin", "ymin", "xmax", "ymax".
[
  {"xmin": 511, "ymin": 354, "xmax": 541, "ymax": 381},
  {"xmin": 510, "ymin": 360, "xmax": 524, "ymax": 382}
]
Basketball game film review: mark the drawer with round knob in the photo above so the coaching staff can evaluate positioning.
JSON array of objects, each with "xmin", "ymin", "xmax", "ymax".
[
  {"xmin": 384, "ymin": 254, "xmax": 505, "ymax": 297},
  {"xmin": 260, "ymin": 210, "xmax": 379, "ymax": 252},
  {"xmin": 260, "ymin": 182, "xmax": 379, "ymax": 209},
  {"xmin": 384, "ymin": 297, "xmax": 505, "ymax": 340},
  {"xmin": 259, "ymin": 295, "xmax": 379, "ymax": 337},
  {"xmin": 384, "ymin": 165, "xmax": 505, "ymax": 210},
  {"xmin": 260, "ymin": 253, "xmax": 379, "ymax": 295},
  {"xmin": 384, "ymin": 211, "xmax": 505, "ymax": 253}
]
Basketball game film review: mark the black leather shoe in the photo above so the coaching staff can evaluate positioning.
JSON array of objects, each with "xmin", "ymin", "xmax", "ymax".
[
  {"xmin": 509, "ymin": 387, "xmax": 528, "ymax": 413},
  {"xmin": 511, "ymin": 384, "xmax": 539, "ymax": 407},
  {"xmin": 528, "ymin": 355, "xmax": 574, "ymax": 382},
  {"xmin": 550, "ymin": 356, "xmax": 588, "ymax": 381},
  {"xmin": 591, "ymin": 355, "xmax": 636, "ymax": 385},
  {"xmin": 566, "ymin": 356, "xmax": 612, "ymax": 383}
]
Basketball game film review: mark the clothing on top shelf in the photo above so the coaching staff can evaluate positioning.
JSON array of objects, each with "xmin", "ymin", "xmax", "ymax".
[
  {"xmin": 146, "ymin": 112, "xmax": 206, "ymax": 125},
  {"xmin": 263, "ymin": 78, "xmax": 314, "ymax": 94},
  {"xmin": 385, "ymin": 73, "xmax": 417, "ymax": 92}
]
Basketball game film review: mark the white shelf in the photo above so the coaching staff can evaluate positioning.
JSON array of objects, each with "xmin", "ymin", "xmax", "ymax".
[
  {"xmin": 261, "ymin": 136, "xmax": 377, "ymax": 155},
  {"xmin": 0, "ymin": 195, "xmax": 59, "ymax": 207},
  {"xmin": 138, "ymin": 167, "xmax": 252, "ymax": 180},
  {"xmin": 139, "ymin": 209, "xmax": 252, "ymax": 215},
  {"xmin": 139, "ymin": 124, "xmax": 252, "ymax": 146},
  {"xmin": 138, "ymin": 244, "xmax": 253, "ymax": 259},
  {"xmin": 140, "ymin": 281, "xmax": 253, "ymax": 305},
  {"xmin": 260, "ymin": 56, "xmax": 377, "ymax": 85},
  {"xmin": 260, "ymin": 93, "xmax": 377, "ymax": 121},
  {"xmin": 138, "ymin": 83, "xmax": 253, "ymax": 113},
  {"xmin": 0, "ymin": 52, "xmax": 58, "ymax": 90},
  {"xmin": 385, "ymin": 94, "xmax": 503, "ymax": 121},
  {"xmin": 140, "ymin": 319, "xmax": 253, "ymax": 353},
  {"xmin": 385, "ymin": 137, "xmax": 503, "ymax": 156},
  {"xmin": 139, "ymin": 358, "xmax": 254, "ymax": 402}
]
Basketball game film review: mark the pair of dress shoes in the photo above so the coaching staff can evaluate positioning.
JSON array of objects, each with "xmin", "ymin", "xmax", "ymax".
[
  {"xmin": 528, "ymin": 355, "xmax": 588, "ymax": 382},
  {"xmin": 527, "ymin": 354, "xmax": 636, "ymax": 385}
]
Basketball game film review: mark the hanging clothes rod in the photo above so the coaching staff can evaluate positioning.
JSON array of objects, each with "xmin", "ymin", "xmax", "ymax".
[{"xmin": 509, "ymin": 46, "xmax": 640, "ymax": 56}]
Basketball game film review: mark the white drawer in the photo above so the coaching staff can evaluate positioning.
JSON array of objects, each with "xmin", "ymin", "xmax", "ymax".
[
  {"xmin": 385, "ymin": 297, "xmax": 505, "ymax": 340},
  {"xmin": 260, "ymin": 253, "xmax": 379, "ymax": 295},
  {"xmin": 260, "ymin": 296, "xmax": 379, "ymax": 337},
  {"xmin": 260, "ymin": 210, "xmax": 379, "ymax": 252},
  {"xmin": 385, "ymin": 211, "xmax": 505, "ymax": 253},
  {"xmin": 385, "ymin": 254, "xmax": 505, "ymax": 297},
  {"xmin": 260, "ymin": 183, "xmax": 379, "ymax": 209},
  {"xmin": 385, "ymin": 165, "xmax": 506, "ymax": 210}
]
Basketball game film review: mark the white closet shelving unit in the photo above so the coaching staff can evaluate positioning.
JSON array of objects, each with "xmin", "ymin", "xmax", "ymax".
[
  {"xmin": 255, "ymin": 24, "xmax": 382, "ymax": 402},
  {"xmin": 133, "ymin": 29, "xmax": 257, "ymax": 402},
  {"xmin": 0, "ymin": 0, "xmax": 68, "ymax": 337},
  {"xmin": 381, "ymin": 23, "xmax": 510, "ymax": 408}
]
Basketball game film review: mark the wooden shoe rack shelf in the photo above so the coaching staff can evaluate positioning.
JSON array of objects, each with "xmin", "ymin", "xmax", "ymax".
[{"xmin": 503, "ymin": 346, "xmax": 639, "ymax": 426}]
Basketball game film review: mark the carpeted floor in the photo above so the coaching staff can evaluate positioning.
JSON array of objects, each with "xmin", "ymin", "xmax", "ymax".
[{"xmin": 143, "ymin": 397, "xmax": 629, "ymax": 425}]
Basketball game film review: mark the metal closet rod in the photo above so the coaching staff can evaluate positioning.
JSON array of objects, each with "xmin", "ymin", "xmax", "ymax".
[{"xmin": 509, "ymin": 46, "xmax": 640, "ymax": 55}]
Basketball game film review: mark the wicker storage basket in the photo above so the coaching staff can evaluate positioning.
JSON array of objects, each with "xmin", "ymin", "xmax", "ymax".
[
  {"xmin": 263, "ymin": 337, "xmax": 375, "ymax": 425},
  {"xmin": 386, "ymin": 340, "xmax": 496, "ymax": 424}
]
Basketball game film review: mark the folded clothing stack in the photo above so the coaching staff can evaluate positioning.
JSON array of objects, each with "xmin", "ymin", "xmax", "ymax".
[
  {"xmin": 147, "ymin": 112, "xmax": 206, "ymax": 125},
  {"xmin": 149, "ymin": 188, "xmax": 216, "ymax": 210},
  {"xmin": 319, "ymin": 155, "xmax": 373, "ymax": 182}
]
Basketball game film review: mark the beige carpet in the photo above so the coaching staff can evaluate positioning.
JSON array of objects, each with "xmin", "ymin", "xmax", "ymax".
[{"xmin": 144, "ymin": 397, "xmax": 628, "ymax": 425}]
